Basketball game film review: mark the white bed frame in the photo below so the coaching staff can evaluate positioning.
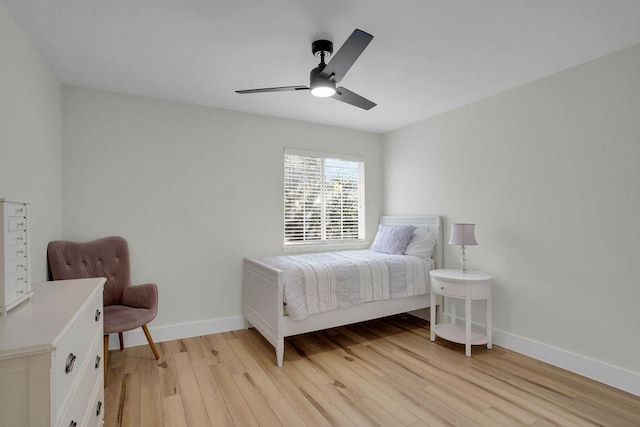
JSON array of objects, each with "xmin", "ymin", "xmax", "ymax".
[{"xmin": 242, "ymin": 215, "xmax": 442, "ymax": 366}]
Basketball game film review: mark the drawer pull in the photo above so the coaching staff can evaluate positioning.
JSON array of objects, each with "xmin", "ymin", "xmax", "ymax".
[
  {"xmin": 65, "ymin": 353, "xmax": 76, "ymax": 374},
  {"xmin": 17, "ymin": 236, "xmax": 25, "ymax": 241},
  {"xmin": 96, "ymin": 400, "xmax": 103, "ymax": 416},
  {"xmin": 16, "ymin": 263, "xmax": 26, "ymax": 269},
  {"xmin": 69, "ymin": 421, "xmax": 77, "ymax": 427},
  {"xmin": 17, "ymin": 289, "xmax": 25, "ymax": 295},
  {"xmin": 16, "ymin": 222, "xmax": 25, "ymax": 228},
  {"xmin": 95, "ymin": 355, "xmax": 101, "ymax": 369},
  {"xmin": 16, "ymin": 208, "xmax": 24, "ymax": 214},
  {"xmin": 95, "ymin": 309, "xmax": 101, "ymax": 321}
]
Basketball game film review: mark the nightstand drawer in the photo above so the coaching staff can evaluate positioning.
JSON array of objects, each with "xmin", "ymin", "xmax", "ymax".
[{"xmin": 432, "ymin": 278, "xmax": 465, "ymax": 297}]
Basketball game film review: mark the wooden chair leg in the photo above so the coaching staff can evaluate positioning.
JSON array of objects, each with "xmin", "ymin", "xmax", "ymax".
[
  {"xmin": 118, "ymin": 332, "xmax": 124, "ymax": 350},
  {"xmin": 142, "ymin": 324, "xmax": 160, "ymax": 360},
  {"xmin": 103, "ymin": 335, "xmax": 109, "ymax": 386}
]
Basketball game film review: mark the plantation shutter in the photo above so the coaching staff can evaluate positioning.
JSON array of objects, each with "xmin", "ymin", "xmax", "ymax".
[{"xmin": 284, "ymin": 151, "xmax": 364, "ymax": 243}]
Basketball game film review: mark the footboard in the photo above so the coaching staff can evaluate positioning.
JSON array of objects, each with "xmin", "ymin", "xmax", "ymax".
[{"xmin": 242, "ymin": 257, "xmax": 285, "ymax": 365}]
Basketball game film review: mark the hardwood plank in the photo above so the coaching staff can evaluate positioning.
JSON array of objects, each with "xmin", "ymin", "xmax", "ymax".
[
  {"xmin": 210, "ymin": 361, "xmax": 260, "ymax": 426},
  {"xmin": 140, "ymin": 357, "xmax": 163, "ymax": 427},
  {"xmin": 191, "ymin": 358, "xmax": 235, "ymax": 426},
  {"xmin": 207, "ymin": 333, "xmax": 245, "ymax": 375},
  {"xmin": 421, "ymin": 383, "xmax": 502, "ymax": 427},
  {"xmin": 158, "ymin": 340, "xmax": 181, "ymax": 397},
  {"xmin": 119, "ymin": 371, "xmax": 141, "ymax": 427},
  {"xmin": 233, "ymin": 372, "xmax": 284, "ymax": 427},
  {"xmin": 173, "ymin": 351, "xmax": 212, "ymax": 426},
  {"xmin": 227, "ymin": 337, "xmax": 285, "ymax": 402},
  {"xmin": 183, "ymin": 336, "xmax": 206, "ymax": 362},
  {"xmin": 269, "ymin": 398, "xmax": 308, "ymax": 427},
  {"xmin": 294, "ymin": 334, "xmax": 420, "ymax": 425},
  {"xmin": 319, "ymin": 383, "xmax": 387, "ymax": 427},
  {"xmin": 198, "ymin": 332, "xmax": 223, "ymax": 365},
  {"xmin": 279, "ymin": 359, "xmax": 357, "ymax": 426},
  {"xmin": 235, "ymin": 329, "xmax": 334, "ymax": 426},
  {"xmin": 357, "ymin": 397, "xmax": 404, "ymax": 427},
  {"xmin": 161, "ymin": 394, "xmax": 188, "ymax": 427},
  {"xmin": 104, "ymin": 365, "xmax": 125, "ymax": 427}
]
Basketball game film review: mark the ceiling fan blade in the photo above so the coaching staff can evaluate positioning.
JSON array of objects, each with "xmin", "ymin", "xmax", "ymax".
[
  {"xmin": 331, "ymin": 86, "xmax": 376, "ymax": 110},
  {"xmin": 236, "ymin": 85, "xmax": 309, "ymax": 94},
  {"xmin": 321, "ymin": 29, "xmax": 373, "ymax": 83}
]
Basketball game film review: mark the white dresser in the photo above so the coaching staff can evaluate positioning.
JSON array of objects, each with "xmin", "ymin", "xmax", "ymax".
[
  {"xmin": 0, "ymin": 278, "xmax": 105, "ymax": 427},
  {"xmin": 0, "ymin": 198, "xmax": 32, "ymax": 315}
]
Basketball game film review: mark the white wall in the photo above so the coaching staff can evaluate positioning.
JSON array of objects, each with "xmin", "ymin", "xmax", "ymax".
[
  {"xmin": 384, "ymin": 44, "xmax": 640, "ymax": 385},
  {"xmin": 0, "ymin": 1, "xmax": 61, "ymax": 281},
  {"xmin": 61, "ymin": 86, "xmax": 383, "ymax": 334}
]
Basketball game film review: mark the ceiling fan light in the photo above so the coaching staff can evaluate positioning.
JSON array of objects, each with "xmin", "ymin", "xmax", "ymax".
[{"xmin": 311, "ymin": 85, "xmax": 336, "ymax": 97}]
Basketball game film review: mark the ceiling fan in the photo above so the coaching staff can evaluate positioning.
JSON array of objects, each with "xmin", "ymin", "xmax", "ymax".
[{"xmin": 235, "ymin": 29, "xmax": 376, "ymax": 110}]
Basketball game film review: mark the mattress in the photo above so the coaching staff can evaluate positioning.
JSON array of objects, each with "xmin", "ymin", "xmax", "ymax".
[{"xmin": 260, "ymin": 249, "xmax": 431, "ymax": 320}]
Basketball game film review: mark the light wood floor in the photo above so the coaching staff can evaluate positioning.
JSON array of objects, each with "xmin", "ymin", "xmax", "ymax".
[{"xmin": 104, "ymin": 315, "xmax": 640, "ymax": 426}]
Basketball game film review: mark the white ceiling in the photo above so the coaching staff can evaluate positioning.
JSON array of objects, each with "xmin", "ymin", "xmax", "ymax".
[{"xmin": 5, "ymin": 0, "xmax": 640, "ymax": 134}]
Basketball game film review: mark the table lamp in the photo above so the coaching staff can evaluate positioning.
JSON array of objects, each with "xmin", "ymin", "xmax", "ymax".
[{"xmin": 448, "ymin": 223, "xmax": 478, "ymax": 273}]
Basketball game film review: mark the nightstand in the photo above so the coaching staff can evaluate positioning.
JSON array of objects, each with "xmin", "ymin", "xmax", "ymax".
[{"xmin": 429, "ymin": 269, "xmax": 492, "ymax": 356}]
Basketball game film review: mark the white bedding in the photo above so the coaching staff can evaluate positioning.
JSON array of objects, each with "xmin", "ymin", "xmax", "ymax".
[{"xmin": 260, "ymin": 250, "xmax": 431, "ymax": 320}]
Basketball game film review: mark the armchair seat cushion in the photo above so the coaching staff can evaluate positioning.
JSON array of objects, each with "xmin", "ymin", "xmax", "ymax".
[{"xmin": 103, "ymin": 305, "xmax": 157, "ymax": 334}]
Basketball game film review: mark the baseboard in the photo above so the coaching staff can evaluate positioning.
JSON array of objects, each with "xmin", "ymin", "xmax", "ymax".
[
  {"xmin": 492, "ymin": 327, "xmax": 640, "ymax": 397},
  {"xmin": 107, "ymin": 315, "xmax": 245, "ymax": 351}
]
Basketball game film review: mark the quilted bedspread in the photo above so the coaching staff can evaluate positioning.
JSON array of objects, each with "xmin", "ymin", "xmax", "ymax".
[{"xmin": 260, "ymin": 250, "xmax": 431, "ymax": 320}]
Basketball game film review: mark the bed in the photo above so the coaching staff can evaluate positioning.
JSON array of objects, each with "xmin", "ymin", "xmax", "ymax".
[{"xmin": 242, "ymin": 215, "xmax": 442, "ymax": 366}]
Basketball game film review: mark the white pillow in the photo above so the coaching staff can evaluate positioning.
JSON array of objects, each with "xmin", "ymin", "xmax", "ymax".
[
  {"xmin": 370, "ymin": 224, "xmax": 416, "ymax": 254},
  {"xmin": 404, "ymin": 227, "xmax": 436, "ymax": 258}
]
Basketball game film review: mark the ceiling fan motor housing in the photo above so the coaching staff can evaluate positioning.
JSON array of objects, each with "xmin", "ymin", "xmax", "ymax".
[
  {"xmin": 312, "ymin": 39, "xmax": 333, "ymax": 59},
  {"xmin": 310, "ymin": 66, "xmax": 336, "ymax": 96}
]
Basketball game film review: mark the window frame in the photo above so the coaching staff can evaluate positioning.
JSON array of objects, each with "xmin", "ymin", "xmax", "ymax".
[{"xmin": 283, "ymin": 148, "xmax": 365, "ymax": 248}]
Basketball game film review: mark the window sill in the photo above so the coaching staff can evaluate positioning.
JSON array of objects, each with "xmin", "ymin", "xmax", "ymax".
[{"xmin": 282, "ymin": 240, "xmax": 370, "ymax": 254}]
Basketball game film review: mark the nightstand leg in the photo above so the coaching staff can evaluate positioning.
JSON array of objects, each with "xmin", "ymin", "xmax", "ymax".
[
  {"xmin": 450, "ymin": 300, "xmax": 456, "ymax": 325},
  {"xmin": 487, "ymin": 295, "xmax": 492, "ymax": 349},
  {"xmin": 465, "ymin": 287, "xmax": 472, "ymax": 357},
  {"xmin": 430, "ymin": 291, "xmax": 436, "ymax": 341}
]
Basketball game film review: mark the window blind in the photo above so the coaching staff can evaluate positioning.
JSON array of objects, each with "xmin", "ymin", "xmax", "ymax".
[{"xmin": 284, "ymin": 151, "xmax": 364, "ymax": 243}]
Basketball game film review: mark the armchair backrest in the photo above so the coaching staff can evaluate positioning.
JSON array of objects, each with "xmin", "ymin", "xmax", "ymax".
[{"xmin": 47, "ymin": 236, "xmax": 131, "ymax": 306}]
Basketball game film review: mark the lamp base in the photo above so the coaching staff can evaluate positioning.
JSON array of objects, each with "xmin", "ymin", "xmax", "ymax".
[{"xmin": 459, "ymin": 245, "xmax": 468, "ymax": 273}]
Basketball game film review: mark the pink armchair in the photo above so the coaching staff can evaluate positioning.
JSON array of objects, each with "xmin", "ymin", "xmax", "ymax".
[{"xmin": 47, "ymin": 236, "xmax": 160, "ymax": 384}]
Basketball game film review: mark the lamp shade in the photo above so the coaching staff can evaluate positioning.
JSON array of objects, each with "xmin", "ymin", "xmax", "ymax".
[{"xmin": 448, "ymin": 223, "xmax": 478, "ymax": 246}]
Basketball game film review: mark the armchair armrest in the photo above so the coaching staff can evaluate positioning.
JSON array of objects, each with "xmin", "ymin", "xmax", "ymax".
[{"xmin": 122, "ymin": 283, "xmax": 158, "ymax": 311}]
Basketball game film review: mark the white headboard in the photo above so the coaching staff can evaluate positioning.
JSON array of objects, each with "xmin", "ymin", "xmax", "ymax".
[{"xmin": 380, "ymin": 215, "xmax": 443, "ymax": 269}]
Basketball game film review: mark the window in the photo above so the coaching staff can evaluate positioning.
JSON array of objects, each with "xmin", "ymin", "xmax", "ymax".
[{"xmin": 284, "ymin": 150, "xmax": 364, "ymax": 244}]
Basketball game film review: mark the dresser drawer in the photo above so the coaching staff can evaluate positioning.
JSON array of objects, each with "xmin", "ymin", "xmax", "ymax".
[
  {"xmin": 4, "ymin": 257, "xmax": 27, "ymax": 275},
  {"xmin": 4, "ymin": 270, "xmax": 27, "ymax": 290},
  {"xmin": 83, "ymin": 374, "xmax": 105, "ymax": 427},
  {"xmin": 5, "ymin": 243, "xmax": 27, "ymax": 260},
  {"xmin": 54, "ymin": 290, "xmax": 103, "ymax": 417},
  {"xmin": 4, "ymin": 281, "xmax": 28, "ymax": 302},
  {"xmin": 7, "ymin": 217, "xmax": 27, "ymax": 232},
  {"xmin": 432, "ymin": 278, "xmax": 466, "ymax": 297},
  {"xmin": 3, "ymin": 203, "xmax": 27, "ymax": 217},
  {"xmin": 56, "ymin": 331, "xmax": 103, "ymax": 427},
  {"xmin": 5, "ymin": 230, "xmax": 27, "ymax": 245}
]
